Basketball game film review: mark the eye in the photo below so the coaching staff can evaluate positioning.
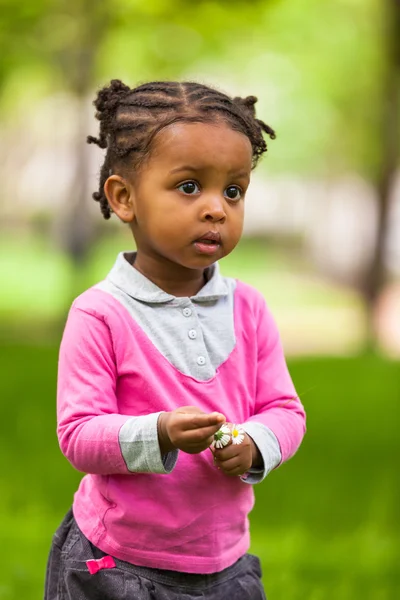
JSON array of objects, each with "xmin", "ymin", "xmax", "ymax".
[
  {"xmin": 177, "ymin": 181, "xmax": 200, "ymax": 195},
  {"xmin": 224, "ymin": 185, "xmax": 242, "ymax": 201}
]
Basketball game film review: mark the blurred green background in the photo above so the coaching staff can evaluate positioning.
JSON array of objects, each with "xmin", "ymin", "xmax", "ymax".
[{"xmin": 0, "ymin": 1, "xmax": 399, "ymax": 599}]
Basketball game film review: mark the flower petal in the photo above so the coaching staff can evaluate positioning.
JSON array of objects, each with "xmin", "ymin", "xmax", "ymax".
[
  {"xmin": 220, "ymin": 424, "xmax": 231, "ymax": 435},
  {"xmin": 231, "ymin": 425, "xmax": 245, "ymax": 445},
  {"xmin": 212, "ymin": 424, "xmax": 232, "ymax": 448}
]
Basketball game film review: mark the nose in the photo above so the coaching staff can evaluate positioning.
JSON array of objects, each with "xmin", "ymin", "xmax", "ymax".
[{"xmin": 200, "ymin": 195, "xmax": 226, "ymax": 223}]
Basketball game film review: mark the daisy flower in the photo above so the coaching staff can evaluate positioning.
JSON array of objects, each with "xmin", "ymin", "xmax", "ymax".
[
  {"xmin": 212, "ymin": 424, "xmax": 231, "ymax": 449},
  {"xmin": 231, "ymin": 425, "xmax": 245, "ymax": 445}
]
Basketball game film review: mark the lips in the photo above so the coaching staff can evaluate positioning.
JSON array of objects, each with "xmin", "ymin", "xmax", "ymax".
[
  {"xmin": 193, "ymin": 231, "xmax": 222, "ymax": 256},
  {"xmin": 194, "ymin": 231, "xmax": 222, "ymax": 244}
]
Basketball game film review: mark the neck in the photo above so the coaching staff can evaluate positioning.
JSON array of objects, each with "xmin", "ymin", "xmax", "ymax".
[{"xmin": 132, "ymin": 252, "xmax": 208, "ymax": 297}]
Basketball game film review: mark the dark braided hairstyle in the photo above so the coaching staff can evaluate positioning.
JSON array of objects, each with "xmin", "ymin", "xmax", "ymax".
[{"xmin": 87, "ymin": 80, "xmax": 276, "ymax": 219}]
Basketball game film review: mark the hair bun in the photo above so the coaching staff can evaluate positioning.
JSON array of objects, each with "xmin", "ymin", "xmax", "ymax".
[
  {"xmin": 233, "ymin": 95, "xmax": 258, "ymax": 116},
  {"xmin": 93, "ymin": 79, "xmax": 131, "ymax": 117}
]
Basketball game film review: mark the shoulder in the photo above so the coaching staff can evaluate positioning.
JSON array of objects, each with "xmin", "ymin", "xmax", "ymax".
[
  {"xmin": 233, "ymin": 279, "xmax": 279, "ymax": 338},
  {"xmin": 62, "ymin": 285, "xmax": 132, "ymax": 355},
  {"xmin": 69, "ymin": 284, "xmax": 124, "ymax": 325},
  {"xmin": 233, "ymin": 279, "xmax": 268, "ymax": 314}
]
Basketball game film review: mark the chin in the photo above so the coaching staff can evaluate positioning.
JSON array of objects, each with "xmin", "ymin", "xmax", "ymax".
[{"xmin": 180, "ymin": 255, "xmax": 221, "ymax": 270}]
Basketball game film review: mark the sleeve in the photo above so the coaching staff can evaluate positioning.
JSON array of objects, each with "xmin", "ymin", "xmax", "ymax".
[
  {"xmin": 57, "ymin": 306, "xmax": 178, "ymax": 475},
  {"xmin": 240, "ymin": 422, "xmax": 282, "ymax": 484},
  {"xmin": 243, "ymin": 297, "xmax": 306, "ymax": 470}
]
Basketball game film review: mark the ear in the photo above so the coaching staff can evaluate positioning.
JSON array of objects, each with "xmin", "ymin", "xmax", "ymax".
[{"xmin": 104, "ymin": 175, "xmax": 135, "ymax": 223}]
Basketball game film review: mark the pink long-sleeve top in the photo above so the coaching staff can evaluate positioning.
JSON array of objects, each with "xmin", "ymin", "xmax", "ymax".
[{"xmin": 57, "ymin": 254, "xmax": 306, "ymax": 574}]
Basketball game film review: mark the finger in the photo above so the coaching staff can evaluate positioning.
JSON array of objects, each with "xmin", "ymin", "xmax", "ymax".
[
  {"xmin": 181, "ymin": 412, "xmax": 226, "ymax": 431},
  {"xmin": 217, "ymin": 456, "xmax": 250, "ymax": 477},
  {"xmin": 183, "ymin": 440, "xmax": 214, "ymax": 454},
  {"xmin": 175, "ymin": 406, "xmax": 205, "ymax": 415},
  {"xmin": 213, "ymin": 445, "xmax": 240, "ymax": 461},
  {"xmin": 180, "ymin": 425, "xmax": 224, "ymax": 444},
  {"xmin": 216, "ymin": 455, "xmax": 243, "ymax": 473},
  {"xmin": 221, "ymin": 466, "xmax": 247, "ymax": 477}
]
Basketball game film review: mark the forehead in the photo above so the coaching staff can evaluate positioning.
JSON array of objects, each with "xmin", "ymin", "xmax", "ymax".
[{"xmin": 148, "ymin": 121, "xmax": 253, "ymax": 173}]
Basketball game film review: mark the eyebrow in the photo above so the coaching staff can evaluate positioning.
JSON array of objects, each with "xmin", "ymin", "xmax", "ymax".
[
  {"xmin": 169, "ymin": 166, "xmax": 250, "ymax": 178},
  {"xmin": 169, "ymin": 166, "xmax": 198, "ymax": 175}
]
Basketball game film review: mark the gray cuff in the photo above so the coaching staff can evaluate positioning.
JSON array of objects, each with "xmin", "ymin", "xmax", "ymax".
[
  {"xmin": 240, "ymin": 421, "xmax": 282, "ymax": 484},
  {"xmin": 119, "ymin": 412, "xmax": 179, "ymax": 474}
]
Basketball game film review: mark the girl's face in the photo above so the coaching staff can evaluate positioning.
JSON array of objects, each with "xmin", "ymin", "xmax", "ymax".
[{"xmin": 112, "ymin": 121, "xmax": 252, "ymax": 277}]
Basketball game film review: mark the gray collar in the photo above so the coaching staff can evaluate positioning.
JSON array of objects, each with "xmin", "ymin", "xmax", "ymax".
[{"xmin": 106, "ymin": 252, "xmax": 230, "ymax": 304}]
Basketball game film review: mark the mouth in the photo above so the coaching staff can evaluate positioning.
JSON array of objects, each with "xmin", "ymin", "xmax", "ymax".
[{"xmin": 193, "ymin": 231, "xmax": 222, "ymax": 255}]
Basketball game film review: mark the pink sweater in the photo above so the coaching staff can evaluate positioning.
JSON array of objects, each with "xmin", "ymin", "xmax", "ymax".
[{"xmin": 57, "ymin": 280, "xmax": 305, "ymax": 574}]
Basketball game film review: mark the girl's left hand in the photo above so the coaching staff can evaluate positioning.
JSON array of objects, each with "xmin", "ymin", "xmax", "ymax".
[{"xmin": 211, "ymin": 426, "xmax": 260, "ymax": 477}]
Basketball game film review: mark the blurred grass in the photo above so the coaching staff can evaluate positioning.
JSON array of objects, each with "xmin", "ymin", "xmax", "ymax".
[
  {"xmin": 0, "ymin": 231, "xmax": 361, "ymax": 319},
  {"xmin": 0, "ymin": 345, "xmax": 399, "ymax": 599},
  {"xmin": 0, "ymin": 232, "xmax": 364, "ymax": 353}
]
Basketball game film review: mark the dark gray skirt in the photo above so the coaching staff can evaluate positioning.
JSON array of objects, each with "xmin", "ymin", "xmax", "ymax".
[{"xmin": 44, "ymin": 509, "xmax": 266, "ymax": 599}]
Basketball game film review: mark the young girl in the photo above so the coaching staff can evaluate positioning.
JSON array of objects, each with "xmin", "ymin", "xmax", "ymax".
[{"xmin": 45, "ymin": 79, "xmax": 306, "ymax": 600}]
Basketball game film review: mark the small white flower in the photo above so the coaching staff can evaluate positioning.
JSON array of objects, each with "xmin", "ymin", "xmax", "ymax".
[
  {"xmin": 212, "ymin": 424, "xmax": 231, "ymax": 448},
  {"xmin": 231, "ymin": 425, "xmax": 245, "ymax": 445}
]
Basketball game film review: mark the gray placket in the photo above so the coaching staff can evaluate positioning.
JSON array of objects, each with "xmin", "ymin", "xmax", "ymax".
[
  {"xmin": 171, "ymin": 296, "xmax": 214, "ymax": 381},
  {"xmin": 95, "ymin": 253, "xmax": 236, "ymax": 381}
]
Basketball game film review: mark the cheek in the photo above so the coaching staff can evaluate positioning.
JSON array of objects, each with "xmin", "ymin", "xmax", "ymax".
[
  {"xmin": 139, "ymin": 204, "xmax": 187, "ymax": 241},
  {"xmin": 221, "ymin": 207, "xmax": 244, "ymax": 253},
  {"xmin": 230, "ymin": 205, "xmax": 245, "ymax": 233},
  {"xmin": 135, "ymin": 195, "xmax": 172, "ymax": 226}
]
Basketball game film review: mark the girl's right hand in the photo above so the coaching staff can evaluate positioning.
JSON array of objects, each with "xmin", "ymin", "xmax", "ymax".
[{"xmin": 158, "ymin": 407, "xmax": 226, "ymax": 455}]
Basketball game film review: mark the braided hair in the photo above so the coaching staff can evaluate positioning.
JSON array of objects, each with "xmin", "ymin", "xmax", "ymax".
[{"xmin": 88, "ymin": 80, "xmax": 276, "ymax": 219}]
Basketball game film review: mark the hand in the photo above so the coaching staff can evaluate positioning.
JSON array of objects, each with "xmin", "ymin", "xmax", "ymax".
[
  {"xmin": 211, "ymin": 424, "xmax": 261, "ymax": 477},
  {"xmin": 158, "ymin": 406, "xmax": 226, "ymax": 455}
]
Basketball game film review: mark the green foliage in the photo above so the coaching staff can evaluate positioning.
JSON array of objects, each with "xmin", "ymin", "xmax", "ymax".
[
  {"xmin": 0, "ymin": 233, "xmax": 361, "ymax": 328},
  {"xmin": 0, "ymin": 347, "xmax": 398, "ymax": 599},
  {"xmin": 0, "ymin": 0, "xmax": 52, "ymax": 86},
  {"xmin": 0, "ymin": 0, "xmax": 394, "ymax": 177}
]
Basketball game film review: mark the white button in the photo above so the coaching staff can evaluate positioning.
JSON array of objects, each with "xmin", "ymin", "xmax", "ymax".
[
  {"xmin": 188, "ymin": 329, "xmax": 197, "ymax": 340},
  {"xmin": 197, "ymin": 356, "xmax": 206, "ymax": 366},
  {"xmin": 183, "ymin": 308, "xmax": 192, "ymax": 317}
]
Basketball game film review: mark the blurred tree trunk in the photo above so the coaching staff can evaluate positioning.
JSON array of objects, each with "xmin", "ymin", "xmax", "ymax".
[
  {"xmin": 54, "ymin": 1, "xmax": 110, "ymax": 303},
  {"xmin": 63, "ymin": 60, "xmax": 97, "ymax": 269},
  {"xmin": 55, "ymin": 0, "xmax": 107, "ymax": 269},
  {"xmin": 63, "ymin": 93, "xmax": 96, "ymax": 300},
  {"xmin": 362, "ymin": 0, "xmax": 400, "ymax": 350}
]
